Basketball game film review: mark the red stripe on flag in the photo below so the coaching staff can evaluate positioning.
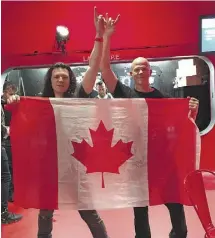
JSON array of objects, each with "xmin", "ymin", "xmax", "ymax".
[
  {"xmin": 146, "ymin": 98, "xmax": 197, "ymax": 206},
  {"xmin": 9, "ymin": 97, "xmax": 58, "ymax": 210}
]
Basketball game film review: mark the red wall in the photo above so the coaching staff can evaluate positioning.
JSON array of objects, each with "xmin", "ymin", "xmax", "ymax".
[{"xmin": 1, "ymin": 1, "xmax": 215, "ymax": 170}]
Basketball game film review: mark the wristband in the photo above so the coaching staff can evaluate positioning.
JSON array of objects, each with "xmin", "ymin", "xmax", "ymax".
[{"xmin": 95, "ymin": 37, "xmax": 103, "ymax": 42}]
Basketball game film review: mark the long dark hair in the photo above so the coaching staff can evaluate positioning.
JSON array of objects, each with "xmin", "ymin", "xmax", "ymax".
[{"xmin": 42, "ymin": 62, "xmax": 76, "ymax": 98}]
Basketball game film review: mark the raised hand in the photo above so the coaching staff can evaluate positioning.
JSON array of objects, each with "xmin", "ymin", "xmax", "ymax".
[
  {"xmin": 187, "ymin": 96, "xmax": 199, "ymax": 120},
  {"xmin": 104, "ymin": 13, "xmax": 120, "ymax": 38},
  {"xmin": 94, "ymin": 6, "xmax": 105, "ymax": 37},
  {"xmin": 188, "ymin": 96, "xmax": 199, "ymax": 112}
]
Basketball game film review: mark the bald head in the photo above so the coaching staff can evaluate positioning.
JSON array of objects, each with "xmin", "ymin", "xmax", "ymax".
[
  {"xmin": 130, "ymin": 57, "xmax": 151, "ymax": 87},
  {"xmin": 131, "ymin": 57, "xmax": 150, "ymax": 70}
]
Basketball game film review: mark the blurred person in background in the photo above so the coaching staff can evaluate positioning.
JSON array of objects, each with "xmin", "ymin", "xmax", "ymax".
[
  {"xmin": 1, "ymin": 81, "xmax": 17, "ymax": 202},
  {"xmin": 1, "ymin": 89, "xmax": 23, "ymax": 223},
  {"xmin": 95, "ymin": 80, "xmax": 113, "ymax": 99}
]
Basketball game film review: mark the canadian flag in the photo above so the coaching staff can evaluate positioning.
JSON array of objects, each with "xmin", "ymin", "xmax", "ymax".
[{"xmin": 8, "ymin": 97, "xmax": 200, "ymax": 210}]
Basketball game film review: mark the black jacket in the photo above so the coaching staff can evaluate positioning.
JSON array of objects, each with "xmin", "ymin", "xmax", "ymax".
[
  {"xmin": 1, "ymin": 97, "xmax": 11, "ymax": 126},
  {"xmin": 1, "ymin": 98, "xmax": 11, "ymax": 144},
  {"xmin": 1, "ymin": 105, "xmax": 7, "ymax": 140}
]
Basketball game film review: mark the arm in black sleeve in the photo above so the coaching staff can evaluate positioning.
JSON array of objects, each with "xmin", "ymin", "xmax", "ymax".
[
  {"xmin": 112, "ymin": 81, "xmax": 133, "ymax": 98},
  {"xmin": 74, "ymin": 83, "xmax": 91, "ymax": 99}
]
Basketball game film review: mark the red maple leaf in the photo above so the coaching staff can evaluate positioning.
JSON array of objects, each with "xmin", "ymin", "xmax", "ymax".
[{"xmin": 71, "ymin": 120, "xmax": 133, "ymax": 188}]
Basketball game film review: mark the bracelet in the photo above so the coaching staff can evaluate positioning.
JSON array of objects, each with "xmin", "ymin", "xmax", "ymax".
[{"xmin": 95, "ymin": 37, "xmax": 103, "ymax": 42}]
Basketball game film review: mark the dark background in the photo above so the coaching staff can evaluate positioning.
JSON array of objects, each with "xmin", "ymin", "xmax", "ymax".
[{"xmin": 4, "ymin": 57, "xmax": 211, "ymax": 132}]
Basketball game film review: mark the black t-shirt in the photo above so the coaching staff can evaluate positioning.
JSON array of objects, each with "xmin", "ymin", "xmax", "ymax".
[
  {"xmin": 74, "ymin": 84, "xmax": 90, "ymax": 98},
  {"xmin": 113, "ymin": 81, "xmax": 165, "ymax": 99}
]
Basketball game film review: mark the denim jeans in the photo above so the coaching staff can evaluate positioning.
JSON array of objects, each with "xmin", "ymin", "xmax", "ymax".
[
  {"xmin": 38, "ymin": 209, "xmax": 108, "ymax": 238},
  {"xmin": 1, "ymin": 146, "xmax": 11, "ymax": 211},
  {"xmin": 134, "ymin": 203, "xmax": 188, "ymax": 238}
]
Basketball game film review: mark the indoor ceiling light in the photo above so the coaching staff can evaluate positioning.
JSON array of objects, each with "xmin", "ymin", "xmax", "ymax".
[
  {"xmin": 55, "ymin": 25, "xmax": 70, "ymax": 53},
  {"xmin": 56, "ymin": 26, "xmax": 69, "ymax": 41}
]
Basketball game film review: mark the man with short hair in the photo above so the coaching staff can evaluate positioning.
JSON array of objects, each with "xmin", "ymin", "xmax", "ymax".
[
  {"xmin": 100, "ymin": 15, "xmax": 199, "ymax": 238},
  {"xmin": 95, "ymin": 81, "xmax": 113, "ymax": 99}
]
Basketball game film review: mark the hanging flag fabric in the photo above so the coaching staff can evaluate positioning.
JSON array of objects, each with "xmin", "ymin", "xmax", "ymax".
[{"xmin": 8, "ymin": 97, "xmax": 200, "ymax": 210}]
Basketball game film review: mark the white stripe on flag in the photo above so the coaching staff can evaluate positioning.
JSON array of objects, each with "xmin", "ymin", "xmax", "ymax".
[{"xmin": 50, "ymin": 98, "xmax": 149, "ymax": 210}]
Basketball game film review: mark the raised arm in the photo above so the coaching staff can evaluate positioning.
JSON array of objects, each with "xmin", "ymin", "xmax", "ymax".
[
  {"xmin": 188, "ymin": 97, "xmax": 199, "ymax": 121},
  {"xmin": 100, "ymin": 14, "xmax": 120, "ymax": 94},
  {"xmin": 81, "ymin": 7, "xmax": 105, "ymax": 94}
]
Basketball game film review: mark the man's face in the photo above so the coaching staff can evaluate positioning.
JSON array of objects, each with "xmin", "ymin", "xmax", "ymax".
[
  {"xmin": 51, "ymin": 67, "xmax": 70, "ymax": 95},
  {"xmin": 130, "ymin": 58, "xmax": 151, "ymax": 86},
  {"xmin": 96, "ymin": 84, "xmax": 106, "ymax": 98},
  {"xmin": 3, "ymin": 87, "xmax": 16, "ymax": 100}
]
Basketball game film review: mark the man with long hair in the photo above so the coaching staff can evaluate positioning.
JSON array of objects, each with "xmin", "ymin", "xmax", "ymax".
[
  {"xmin": 7, "ymin": 7, "xmax": 110, "ymax": 238},
  {"xmin": 37, "ymin": 62, "xmax": 109, "ymax": 238}
]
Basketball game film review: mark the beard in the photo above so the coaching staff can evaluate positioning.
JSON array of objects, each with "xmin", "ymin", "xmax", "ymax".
[{"xmin": 99, "ymin": 93, "xmax": 105, "ymax": 98}]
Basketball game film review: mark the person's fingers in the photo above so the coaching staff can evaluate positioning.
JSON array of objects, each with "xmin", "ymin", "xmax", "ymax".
[
  {"xmin": 94, "ymin": 6, "xmax": 98, "ymax": 22},
  {"xmin": 114, "ymin": 14, "xmax": 120, "ymax": 24},
  {"xmin": 105, "ymin": 13, "xmax": 109, "ymax": 22}
]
